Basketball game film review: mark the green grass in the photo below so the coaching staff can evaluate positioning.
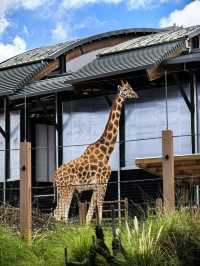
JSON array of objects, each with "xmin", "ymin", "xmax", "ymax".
[{"xmin": 0, "ymin": 209, "xmax": 200, "ymax": 265}]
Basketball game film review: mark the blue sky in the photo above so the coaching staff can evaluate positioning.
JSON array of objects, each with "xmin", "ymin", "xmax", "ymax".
[{"xmin": 0, "ymin": 0, "xmax": 198, "ymax": 62}]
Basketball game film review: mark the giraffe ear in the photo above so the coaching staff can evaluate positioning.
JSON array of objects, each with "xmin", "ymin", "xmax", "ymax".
[{"xmin": 121, "ymin": 80, "xmax": 125, "ymax": 86}]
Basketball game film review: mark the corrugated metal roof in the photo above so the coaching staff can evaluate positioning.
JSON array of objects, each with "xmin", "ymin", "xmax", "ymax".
[
  {"xmin": 70, "ymin": 40, "xmax": 185, "ymax": 83},
  {"xmin": 100, "ymin": 26, "xmax": 200, "ymax": 56},
  {"xmin": 10, "ymin": 75, "xmax": 73, "ymax": 99},
  {"xmin": 0, "ymin": 28, "xmax": 162, "ymax": 70},
  {"xmin": 0, "ymin": 41, "xmax": 76, "ymax": 69},
  {"xmin": 0, "ymin": 62, "xmax": 48, "ymax": 96}
]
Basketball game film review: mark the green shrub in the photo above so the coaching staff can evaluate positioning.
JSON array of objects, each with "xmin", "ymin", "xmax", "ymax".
[
  {"xmin": 0, "ymin": 227, "xmax": 42, "ymax": 266},
  {"xmin": 0, "ymin": 210, "xmax": 200, "ymax": 265}
]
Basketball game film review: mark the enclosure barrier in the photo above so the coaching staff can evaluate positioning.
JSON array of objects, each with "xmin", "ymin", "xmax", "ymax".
[
  {"xmin": 1, "ymin": 130, "xmax": 200, "ymax": 236},
  {"xmin": 78, "ymin": 198, "xmax": 129, "ymax": 224}
]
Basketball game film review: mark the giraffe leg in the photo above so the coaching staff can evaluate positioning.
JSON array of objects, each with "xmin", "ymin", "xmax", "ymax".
[
  {"xmin": 86, "ymin": 190, "xmax": 97, "ymax": 224},
  {"xmin": 54, "ymin": 187, "xmax": 74, "ymax": 221},
  {"xmin": 54, "ymin": 189, "xmax": 66, "ymax": 220},
  {"xmin": 96, "ymin": 167, "xmax": 111, "ymax": 224},
  {"xmin": 63, "ymin": 187, "xmax": 74, "ymax": 220},
  {"xmin": 96, "ymin": 184, "xmax": 107, "ymax": 224}
]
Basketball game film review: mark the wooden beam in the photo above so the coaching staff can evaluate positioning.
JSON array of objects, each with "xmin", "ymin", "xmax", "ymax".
[
  {"xmin": 155, "ymin": 198, "xmax": 163, "ymax": 214},
  {"xmin": 190, "ymin": 74, "xmax": 196, "ymax": 154},
  {"xmin": 36, "ymin": 97, "xmax": 59, "ymax": 130},
  {"xmin": 119, "ymin": 105, "xmax": 125, "ymax": 167},
  {"xmin": 20, "ymin": 141, "xmax": 32, "ymax": 244},
  {"xmin": 146, "ymin": 66, "xmax": 163, "ymax": 81},
  {"xmin": 0, "ymin": 126, "xmax": 6, "ymax": 138},
  {"xmin": 33, "ymin": 60, "xmax": 59, "ymax": 81},
  {"xmin": 147, "ymin": 47, "xmax": 185, "ymax": 81},
  {"xmin": 173, "ymin": 73, "xmax": 193, "ymax": 113},
  {"xmin": 79, "ymin": 202, "xmax": 87, "ymax": 225},
  {"xmin": 162, "ymin": 130, "xmax": 175, "ymax": 212},
  {"xmin": 56, "ymin": 94, "xmax": 63, "ymax": 166},
  {"xmin": 5, "ymin": 97, "xmax": 10, "ymax": 181}
]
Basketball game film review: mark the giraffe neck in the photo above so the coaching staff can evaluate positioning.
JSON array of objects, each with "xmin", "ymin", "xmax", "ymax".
[{"xmin": 96, "ymin": 93, "xmax": 124, "ymax": 157}]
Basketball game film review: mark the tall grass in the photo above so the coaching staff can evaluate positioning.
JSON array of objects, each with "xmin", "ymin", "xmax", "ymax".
[{"xmin": 0, "ymin": 209, "xmax": 200, "ymax": 265}]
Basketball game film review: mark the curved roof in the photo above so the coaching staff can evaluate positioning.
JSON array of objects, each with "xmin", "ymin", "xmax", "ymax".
[
  {"xmin": 10, "ymin": 75, "xmax": 72, "ymax": 99},
  {"xmin": 70, "ymin": 40, "xmax": 185, "ymax": 83},
  {"xmin": 0, "ymin": 28, "xmax": 163, "ymax": 70},
  {"xmin": 100, "ymin": 25, "xmax": 200, "ymax": 56},
  {"xmin": 0, "ymin": 62, "xmax": 48, "ymax": 96}
]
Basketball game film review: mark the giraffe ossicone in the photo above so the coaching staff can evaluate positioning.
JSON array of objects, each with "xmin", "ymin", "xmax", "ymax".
[{"xmin": 53, "ymin": 80, "xmax": 138, "ymax": 223}]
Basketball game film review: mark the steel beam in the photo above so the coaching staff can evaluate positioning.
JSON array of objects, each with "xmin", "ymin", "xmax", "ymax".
[
  {"xmin": 56, "ymin": 94, "xmax": 63, "ymax": 166},
  {"xmin": 119, "ymin": 105, "xmax": 125, "ymax": 168},
  {"xmin": 4, "ymin": 97, "xmax": 10, "ymax": 181}
]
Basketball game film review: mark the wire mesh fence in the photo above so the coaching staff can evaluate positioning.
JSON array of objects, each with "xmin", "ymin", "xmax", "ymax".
[
  {"xmin": 0, "ymin": 130, "xmax": 199, "ymax": 233},
  {"xmin": 0, "ymin": 176, "xmax": 199, "ymax": 232}
]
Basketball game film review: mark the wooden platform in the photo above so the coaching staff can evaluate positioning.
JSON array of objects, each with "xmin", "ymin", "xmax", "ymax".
[{"xmin": 135, "ymin": 154, "xmax": 200, "ymax": 184}]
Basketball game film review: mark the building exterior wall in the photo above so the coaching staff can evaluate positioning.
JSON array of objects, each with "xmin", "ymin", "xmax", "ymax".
[
  {"xmin": 125, "ymin": 84, "xmax": 191, "ymax": 168},
  {"xmin": 63, "ymin": 96, "xmax": 119, "ymax": 171},
  {"xmin": 0, "ymin": 82, "xmax": 195, "ymax": 182},
  {"xmin": 10, "ymin": 111, "xmax": 20, "ymax": 181},
  {"xmin": 0, "ymin": 114, "xmax": 5, "ymax": 183},
  {"xmin": 197, "ymin": 81, "xmax": 200, "ymax": 152},
  {"xmin": 63, "ymin": 84, "xmax": 192, "ymax": 171},
  {"xmin": 35, "ymin": 124, "xmax": 56, "ymax": 182},
  {"xmin": 0, "ymin": 111, "xmax": 20, "ymax": 182}
]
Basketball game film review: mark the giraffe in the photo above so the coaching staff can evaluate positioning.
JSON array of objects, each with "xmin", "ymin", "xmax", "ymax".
[{"xmin": 53, "ymin": 81, "xmax": 138, "ymax": 223}]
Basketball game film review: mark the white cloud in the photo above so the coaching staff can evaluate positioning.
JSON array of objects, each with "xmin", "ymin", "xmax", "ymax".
[
  {"xmin": 0, "ymin": 0, "xmax": 52, "ymax": 35},
  {"xmin": 0, "ymin": 0, "xmax": 49, "ymax": 16},
  {"xmin": 52, "ymin": 22, "xmax": 72, "ymax": 42},
  {"xmin": 127, "ymin": 0, "xmax": 169, "ymax": 10},
  {"xmin": 0, "ymin": 17, "xmax": 10, "ymax": 35},
  {"xmin": 20, "ymin": 0, "xmax": 51, "ymax": 10},
  {"xmin": 0, "ymin": 35, "xmax": 26, "ymax": 63},
  {"xmin": 61, "ymin": 0, "xmax": 171, "ymax": 10},
  {"xmin": 62, "ymin": 0, "xmax": 122, "ymax": 9},
  {"xmin": 160, "ymin": 0, "xmax": 200, "ymax": 28}
]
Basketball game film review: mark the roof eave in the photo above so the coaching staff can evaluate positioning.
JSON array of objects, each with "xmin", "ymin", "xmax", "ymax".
[{"xmin": 70, "ymin": 64, "xmax": 152, "ymax": 85}]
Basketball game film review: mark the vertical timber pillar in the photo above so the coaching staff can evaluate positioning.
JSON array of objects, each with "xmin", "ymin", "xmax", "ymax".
[
  {"xmin": 4, "ymin": 97, "xmax": 10, "ymax": 203},
  {"xmin": 20, "ymin": 141, "xmax": 32, "ymax": 244},
  {"xmin": 56, "ymin": 94, "xmax": 63, "ymax": 167},
  {"xmin": 191, "ymin": 72, "xmax": 200, "ymax": 206},
  {"xmin": 162, "ymin": 130, "xmax": 175, "ymax": 212}
]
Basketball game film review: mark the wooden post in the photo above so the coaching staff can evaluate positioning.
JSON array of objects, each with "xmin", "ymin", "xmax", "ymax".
[
  {"xmin": 162, "ymin": 130, "xmax": 175, "ymax": 212},
  {"xmin": 79, "ymin": 201, "xmax": 87, "ymax": 225},
  {"xmin": 20, "ymin": 141, "xmax": 32, "ymax": 244},
  {"xmin": 155, "ymin": 198, "xmax": 163, "ymax": 214},
  {"xmin": 124, "ymin": 197, "xmax": 128, "ymax": 222}
]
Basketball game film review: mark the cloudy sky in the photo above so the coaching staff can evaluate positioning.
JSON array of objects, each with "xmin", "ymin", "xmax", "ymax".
[{"xmin": 0, "ymin": 0, "xmax": 199, "ymax": 62}]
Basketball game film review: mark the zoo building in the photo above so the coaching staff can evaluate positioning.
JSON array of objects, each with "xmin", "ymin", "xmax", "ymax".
[{"xmin": 0, "ymin": 25, "xmax": 200, "ymax": 222}]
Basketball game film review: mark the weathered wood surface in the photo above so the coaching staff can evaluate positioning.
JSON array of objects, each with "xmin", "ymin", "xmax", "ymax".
[{"xmin": 20, "ymin": 141, "xmax": 32, "ymax": 244}]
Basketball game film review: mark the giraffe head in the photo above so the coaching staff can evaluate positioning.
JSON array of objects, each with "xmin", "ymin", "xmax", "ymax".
[{"xmin": 118, "ymin": 80, "xmax": 138, "ymax": 100}]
